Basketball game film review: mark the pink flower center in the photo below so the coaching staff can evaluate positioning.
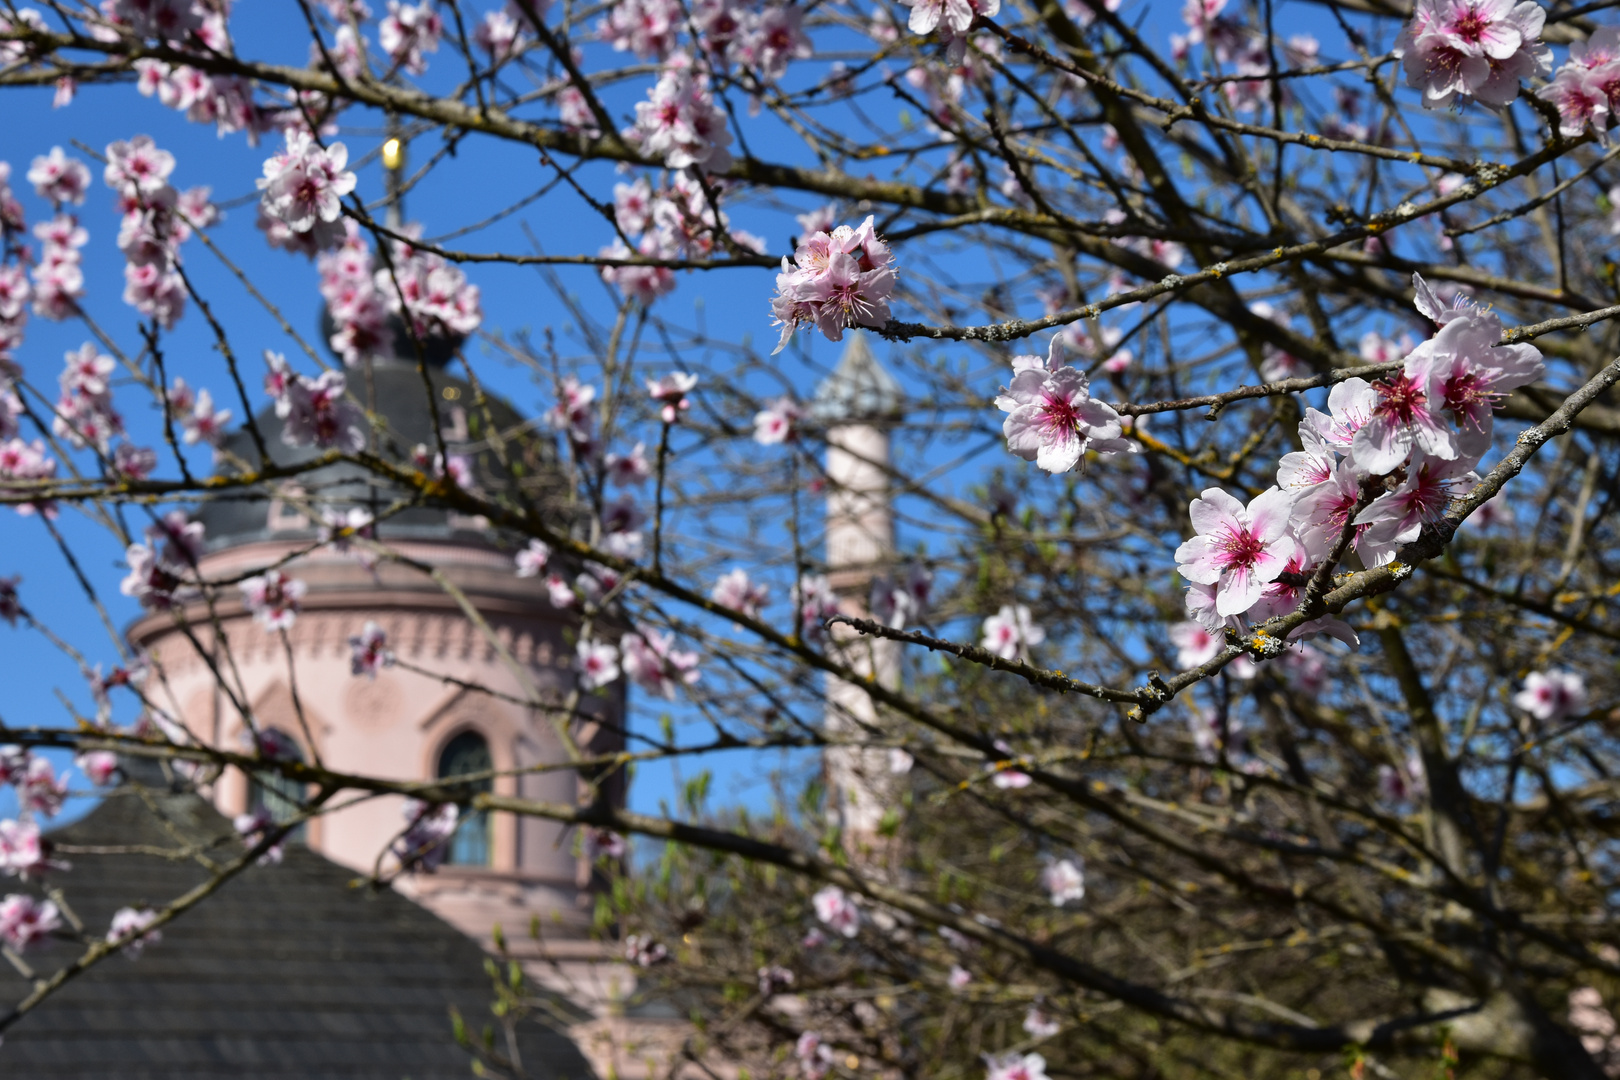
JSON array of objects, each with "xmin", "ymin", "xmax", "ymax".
[
  {"xmin": 1038, "ymin": 392, "xmax": 1081, "ymax": 440},
  {"xmin": 1215, "ymin": 522, "xmax": 1266, "ymax": 571},
  {"xmin": 1373, "ymin": 373, "xmax": 1428, "ymax": 425},
  {"xmin": 1447, "ymin": 5, "xmax": 1496, "ymax": 45}
]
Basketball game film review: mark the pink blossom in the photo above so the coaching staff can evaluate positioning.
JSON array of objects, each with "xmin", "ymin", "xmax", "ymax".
[
  {"xmin": 1378, "ymin": 751, "xmax": 1427, "ymax": 803},
  {"xmin": 996, "ymin": 339, "xmax": 1135, "ymax": 472},
  {"xmin": 19, "ymin": 756, "xmax": 68, "ymax": 818},
  {"xmin": 582, "ymin": 827, "xmax": 627, "ymax": 860},
  {"xmin": 100, "ymin": 0, "xmax": 206, "ymax": 40},
  {"xmin": 1175, "ymin": 487, "xmax": 1297, "ymax": 618},
  {"xmin": 376, "ymin": 236, "xmax": 482, "ymax": 338},
  {"xmin": 1402, "ymin": 283, "xmax": 1544, "ymax": 460},
  {"xmin": 712, "ymin": 568, "xmax": 769, "ymax": 619},
  {"xmin": 0, "ymin": 820, "xmax": 45, "ymax": 877},
  {"xmin": 796, "ymin": 204, "xmax": 837, "ymax": 236},
  {"xmin": 240, "ymin": 570, "xmax": 307, "ymax": 631},
  {"xmin": 380, "ymin": 1, "xmax": 444, "ymax": 73},
  {"xmin": 888, "ymin": 748, "xmax": 915, "ymax": 774},
  {"xmin": 736, "ymin": 5, "xmax": 813, "ymax": 82},
  {"xmin": 900, "ymin": 0, "xmax": 992, "ymax": 37},
  {"xmin": 122, "ymin": 260, "xmax": 186, "ymax": 328},
  {"xmin": 646, "ymin": 371, "xmax": 697, "ymax": 423},
  {"xmin": 1394, "ymin": 0, "xmax": 1551, "ymax": 109},
  {"xmin": 515, "ymin": 539, "xmax": 551, "ymax": 578},
  {"xmin": 107, "ymin": 906, "xmax": 161, "ymax": 957},
  {"xmin": 770, "ymin": 216, "xmax": 895, "ymax": 351},
  {"xmin": 980, "ymin": 604, "xmax": 1044, "ymax": 660},
  {"xmin": 275, "ymin": 369, "xmax": 366, "ymax": 452},
  {"xmin": 795, "ymin": 1031, "xmax": 837, "ymax": 1080},
  {"xmin": 1040, "ymin": 857, "xmax": 1085, "ymax": 905},
  {"xmin": 104, "ymin": 135, "xmax": 175, "ymax": 198},
  {"xmin": 1513, "ymin": 669, "xmax": 1587, "ymax": 721},
  {"xmin": 257, "ymin": 131, "xmax": 355, "ymax": 251},
  {"xmin": 625, "ymin": 933, "xmax": 670, "ymax": 966},
  {"xmin": 754, "ymin": 397, "xmax": 803, "ymax": 444},
  {"xmin": 546, "ymin": 574, "xmax": 576, "ymax": 608},
  {"xmin": 1536, "ymin": 62, "xmax": 1609, "ymax": 138},
  {"xmin": 394, "ymin": 799, "xmax": 458, "ymax": 872},
  {"xmin": 948, "ymin": 964, "xmax": 972, "ymax": 989},
  {"xmin": 793, "ymin": 574, "xmax": 841, "ymax": 644},
  {"xmin": 27, "ymin": 147, "xmax": 90, "ymax": 206},
  {"xmin": 599, "ymin": 0, "xmax": 680, "ymax": 59},
  {"xmin": 621, "ymin": 626, "xmax": 701, "ymax": 699},
  {"xmin": 600, "ymin": 238, "xmax": 677, "ymax": 305},
  {"xmin": 870, "ymin": 564, "xmax": 932, "ymax": 629},
  {"xmin": 120, "ymin": 543, "xmax": 185, "ymax": 610},
  {"xmin": 76, "ymin": 751, "xmax": 120, "ymax": 787},
  {"xmin": 628, "ymin": 61, "xmax": 733, "ymax": 171},
  {"xmin": 983, "ymin": 1052, "xmax": 1049, "ymax": 1080},
  {"xmin": 0, "ymin": 893, "xmax": 60, "ymax": 951},
  {"xmin": 758, "ymin": 964, "xmax": 795, "ymax": 994},
  {"xmin": 348, "ymin": 621, "xmax": 394, "ymax": 678},
  {"xmin": 474, "ymin": 8, "xmax": 525, "ymax": 60},
  {"xmin": 578, "ymin": 637, "xmax": 621, "ymax": 690},
  {"xmin": 812, "ymin": 885, "xmax": 861, "ymax": 937},
  {"xmin": 1169, "ymin": 620, "xmax": 1223, "ymax": 669},
  {"xmin": 605, "ymin": 442, "xmax": 652, "ymax": 486},
  {"xmin": 234, "ymin": 809, "xmax": 285, "ymax": 865},
  {"xmin": 1023, "ymin": 1006, "xmax": 1061, "ymax": 1038},
  {"xmin": 1354, "ymin": 453, "xmax": 1477, "ymax": 565}
]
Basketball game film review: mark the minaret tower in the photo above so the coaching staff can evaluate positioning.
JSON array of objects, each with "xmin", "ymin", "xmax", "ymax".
[{"xmin": 811, "ymin": 336, "xmax": 905, "ymax": 851}]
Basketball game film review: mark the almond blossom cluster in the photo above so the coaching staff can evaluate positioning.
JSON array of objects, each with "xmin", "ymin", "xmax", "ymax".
[
  {"xmin": 263, "ymin": 352, "xmax": 367, "ymax": 452},
  {"xmin": 712, "ymin": 567, "xmax": 770, "ymax": 619},
  {"xmin": 131, "ymin": 30, "xmax": 262, "ymax": 142},
  {"xmin": 379, "ymin": 1, "xmax": 442, "ymax": 74},
  {"xmin": 0, "ymin": 892, "xmax": 60, "ymax": 952},
  {"xmin": 621, "ymin": 626, "xmax": 701, "ymax": 699},
  {"xmin": 600, "ymin": 174, "xmax": 765, "ymax": 304},
  {"xmin": 52, "ymin": 343, "xmax": 124, "ymax": 454},
  {"xmin": 107, "ymin": 905, "xmax": 162, "ymax": 958},
  {"xmin": 163, "ymin": 376, "xmax": 232, "ymax": 453},
  {"xmin": 394, "ymin": 799, "xmax": 458, "ymax": 872},
  {"xmin": 980, "ymin": 604, "xmax": 1044, "ymax": 661},
  {"xmin": 348, "ymin": 621, "xmax": 395, "ymax": 677},
  {"xmin": 1536, "ymin": 26, "xmax": 1620, "ymax": 139},
  {"xmin": 316, "ymin": 221, "xmax": 390, "ymax": 363},
  {"xmin": 769, "ymin": 215, "xmax": 895, "ymax": 351},
  {"xmin": 240, "ymin": 570, "xmax": 307, "ymax": 631},
  {"xmin": 121, "ymin": 511, "xmax": 204, "ymax": 610},
  {"xmin": 105, "ymin": 135, "xmax": 216, "ymax": 329},
  {"xmin": 1514, "ymin": 668, "xmax": 1587, "ymax": 721},
  {"xmin": 257, "ymin": 130, "xmax": 356, "ymax": 254},
  {"xmin": 1173, "ymin": 275, "xmax": 1543, "ymax": 654},
  {"xmin": 1394, "ymin": 0, "xmax": 1551, "ymax": 109},
  {"xmin": 626, "ymin": 57, "xmax": 734, "ymax": 172},
  {"xmin": 30, "ymin": 211, "xmax": 88, "ymax": 321},
  {"xmin": 377, "ymin": 229, "xmax": 482, "ymax": 341}
]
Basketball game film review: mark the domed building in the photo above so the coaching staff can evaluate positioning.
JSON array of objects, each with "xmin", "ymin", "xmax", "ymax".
[{"xmin": 128, "ymin": 334, "xmax": 622, "ymax": 955}]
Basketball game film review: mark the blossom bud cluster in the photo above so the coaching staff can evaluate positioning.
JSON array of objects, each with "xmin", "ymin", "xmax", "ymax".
[
  {"xmin": 769, "ymin": 215, "xmax": 896, "ymax": 351},
  {"xmin": 601, "ymin": 174, "xmax": 766, "ymax": 305},
  {"xmin": 1171, "ymin": 274, "xmax": 1544, "ymax": 650},
  {"xmin": 104, "ymin": 135, "xmax": 216, "ymax": 330}
]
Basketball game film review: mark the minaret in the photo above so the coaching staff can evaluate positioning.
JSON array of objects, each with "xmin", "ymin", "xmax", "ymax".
[{"xmin": 811, "ymin": 336, "xmax": 904, "ymax": 851}]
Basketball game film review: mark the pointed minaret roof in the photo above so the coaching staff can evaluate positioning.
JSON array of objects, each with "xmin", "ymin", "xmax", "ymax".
[{"xmin": 810, "ymin": 334, "xmax": 904, "ymax": 425}]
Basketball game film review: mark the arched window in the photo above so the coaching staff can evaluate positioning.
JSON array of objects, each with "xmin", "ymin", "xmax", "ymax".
[
  {"xmin": 437, "ymin": 731, "xmax": 493, "ymax": 867},
  {"xmin": 248, "ymin": 730, "xmax": 307, "ymax": 842}
]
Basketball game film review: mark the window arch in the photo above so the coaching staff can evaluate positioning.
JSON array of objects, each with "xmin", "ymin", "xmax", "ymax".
[
  {"xmin": 437, "ymin": 730, "xmax": 493, "ymax": 867},
  {"xmin": 248, "ymin": 730, "xmax": 307, "ymax": 842}
]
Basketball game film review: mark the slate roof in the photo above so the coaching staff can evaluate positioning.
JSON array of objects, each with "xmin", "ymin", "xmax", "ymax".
[{"xmin": 0, "ymin": 783, "xmax": 597, "ymax": 1080}]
